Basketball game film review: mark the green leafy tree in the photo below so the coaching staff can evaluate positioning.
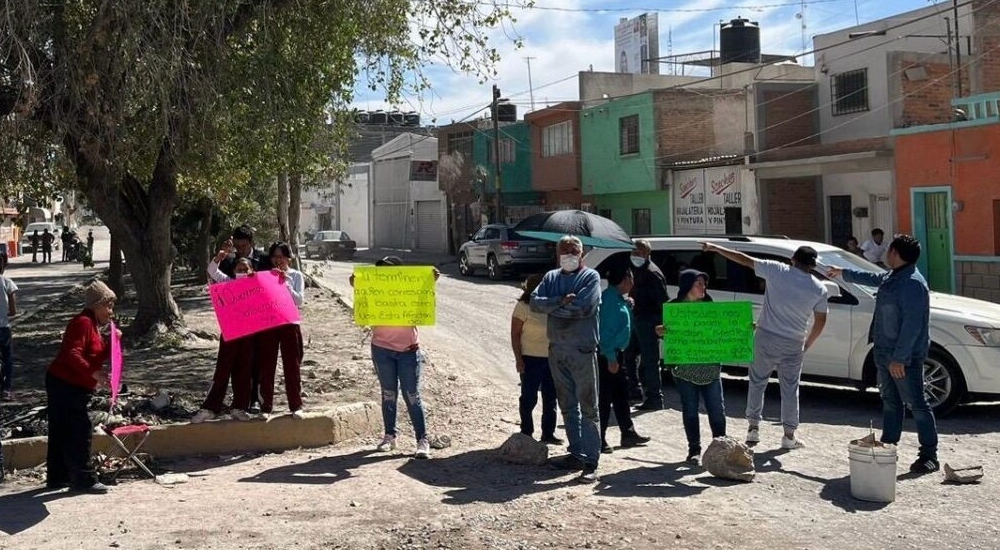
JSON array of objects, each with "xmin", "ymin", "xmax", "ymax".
[{"xmin": 0, "ymin": 0, "xmax": 523, "ymax": 335}]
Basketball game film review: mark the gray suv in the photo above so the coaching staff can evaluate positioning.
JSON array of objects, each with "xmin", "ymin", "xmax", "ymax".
[{"xmin": 458, "ymin": 224, "xmax": 556, "ymax": 280}]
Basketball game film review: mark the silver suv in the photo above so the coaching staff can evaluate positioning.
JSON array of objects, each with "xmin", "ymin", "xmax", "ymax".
[{"xmin": 458, "ymin": 224, "xmax": 556, "ymax": 280}]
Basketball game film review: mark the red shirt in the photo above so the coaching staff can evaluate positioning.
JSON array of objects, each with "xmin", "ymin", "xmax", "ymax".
[{"xmin": 48, "ymin": 310, "xmax": 109, "ymax": 390}]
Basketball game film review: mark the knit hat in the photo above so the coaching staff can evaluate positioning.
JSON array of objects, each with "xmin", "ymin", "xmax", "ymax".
[{"xmin": 84, "ymin": 281, "xmax": 117, "ymax": 309}]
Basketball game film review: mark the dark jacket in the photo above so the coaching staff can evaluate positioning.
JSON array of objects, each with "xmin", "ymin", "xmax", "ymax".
[
  {"xmin": 47, "ymin": 309, "xmax": 109, "ymax": 391},
  {"xmin": 843, "ymin": 263, "xmax": 930, "ymax": 362},
  {"xmin": 630, "ymin": 259, "xmax": 669, "ymax": 318},
  {"xmin": 670, "ymin": 269, "xmax": 713, "ymax": 304},
  {"xmin": 218, "ymin": 248, "xmax": 272, "ymax": 278}
]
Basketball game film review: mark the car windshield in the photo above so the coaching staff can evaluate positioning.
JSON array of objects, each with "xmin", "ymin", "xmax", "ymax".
[
  {"xmin": 816, "ymin": 249, "xmax": 884, "ymax": 295},
  {"xmin": 319, "ymin": 231, "xmax": 343, "ymax": 240},
  {"xmin": 25, "ymin": 224, "xmax": 52, "ymax": 233}
]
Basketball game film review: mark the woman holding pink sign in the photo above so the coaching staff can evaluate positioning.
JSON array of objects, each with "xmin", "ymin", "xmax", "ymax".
[{"xmin": 45, "ymin": 280, "xmax": 119, "ymax": 494}]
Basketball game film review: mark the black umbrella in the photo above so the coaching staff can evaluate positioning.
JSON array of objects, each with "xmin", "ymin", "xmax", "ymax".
[{"xmin": 512, "ymin": 210, "xmax": 634, "ymax": 249}]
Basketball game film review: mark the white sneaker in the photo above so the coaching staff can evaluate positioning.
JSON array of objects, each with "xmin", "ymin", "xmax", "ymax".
[
  {"xmin": 781, "ymin": 436, "xmax": 806, "ymax": 450},
  {"xmin": 415, "ymin": 438, "xmax": 431, "ymax": 459},
  {"xmin": 231, "ymin": 409, "xmax": 252, "ymax": 422},
  {"xmin": 291, "ymin": 410, "xmax": 306, "ymax": 420},
  {"xmin": 376, "ymin": 435, "xmax": 396, "ymax": 452},
  {"xmin": 745, "ymin": 426, "xmax": 760, "ymax": 444},
  {"xmin": 191, "ymin": 409, "xmax": 216, "ymax": 423}
]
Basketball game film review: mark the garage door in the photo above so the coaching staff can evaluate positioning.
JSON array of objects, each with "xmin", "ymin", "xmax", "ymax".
[{"xmin": 414, "ymin": 200, "xmax": 446, "ymax": 252}]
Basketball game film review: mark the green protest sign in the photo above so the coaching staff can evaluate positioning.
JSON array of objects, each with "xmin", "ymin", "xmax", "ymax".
[{"xmin": 662, "ymin": 301, "xmax": 754, "ymax": 365}]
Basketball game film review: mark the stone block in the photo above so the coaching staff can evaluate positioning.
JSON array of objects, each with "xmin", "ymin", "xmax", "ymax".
[
  {"xmin": 703, "ymin": 436, "xmax": 755, "ymax": 482},
  {"xmin": 498, "ymin": 433, "xmax": 549, "ymax": 465}
]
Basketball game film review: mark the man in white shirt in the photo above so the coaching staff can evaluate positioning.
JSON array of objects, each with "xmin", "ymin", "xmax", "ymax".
[
  {"xmin": 0, "ymin": 274, "xmax": 18, "ymax": 401},
  {"xmin": 861, "ymin": 228, "xmax": 888, "ymax": 266}
]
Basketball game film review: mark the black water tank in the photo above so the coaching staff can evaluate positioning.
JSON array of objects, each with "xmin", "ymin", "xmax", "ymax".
[
  {"xmin": 369, "ymin": 110, "xmax": 388, "ymax": 125},
  {"xmin": 720, "ymin": 17, "xmax": 760, "ymax": 65},
  {"xmin": 495, "ymin": 103, "xmax": 517, "ymax": 122}
]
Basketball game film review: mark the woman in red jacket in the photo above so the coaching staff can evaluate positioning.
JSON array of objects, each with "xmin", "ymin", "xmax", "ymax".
[{"xmin": 46, "ymin": 281, "xmax": 117, "ymax": 493}]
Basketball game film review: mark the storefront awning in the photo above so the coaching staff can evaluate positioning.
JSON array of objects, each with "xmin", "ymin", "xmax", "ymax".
[{"xmin": 748, "ymin": 151, "xmax": 894, "ymax": 179}]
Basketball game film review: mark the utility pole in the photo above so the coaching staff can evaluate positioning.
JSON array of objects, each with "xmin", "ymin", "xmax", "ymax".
[
  {"xmin": 953, "ymin": 0, "xmax": 963, "ymax": 97},
  {"xmin": 491, "ymin": 84, "xmax": 504, "ymax": 223},
  {"xmin": 524, "ymin": 57, "xmax": 536, "ymax": 112}
]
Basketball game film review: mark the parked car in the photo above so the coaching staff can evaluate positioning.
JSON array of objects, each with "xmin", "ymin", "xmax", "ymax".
[
  {"xmin": 20, "ymin": 222, "xmax": 62, "ymax": 253},
  {"xmin": 458, "ymin": 224, "xmax": 557, "ymax": 280},
  {"xmin": 585, "ymin": 235, "xmax": 1000, "ymax": 415},
  {"xmin": 304, "ymin": 230, "xmax": 356, "ymax": 260}
]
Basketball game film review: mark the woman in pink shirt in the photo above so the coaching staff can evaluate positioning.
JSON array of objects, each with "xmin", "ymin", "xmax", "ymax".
[{"xmin": 351, "ymin": 256, "xmax": 438, "ymax": 459}]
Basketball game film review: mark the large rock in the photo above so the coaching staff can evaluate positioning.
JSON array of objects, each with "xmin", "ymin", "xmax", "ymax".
[
  {"xmin": 703, "ymin": 436, "xmax": 755, "ymax": 482},
  {"xmin": 498, "ymin": 433, "xmax": 549, "ymax": 465}
]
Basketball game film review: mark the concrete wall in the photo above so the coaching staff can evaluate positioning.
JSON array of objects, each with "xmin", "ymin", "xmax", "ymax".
[
  {"xmin": 340, "ymin": 164, "xmax": 371, "ymax": 248},
  {"xmin": 821, "ymin": 170, "xmax": 894, "ymax": 243},
  {"xmin": 592, "ymin": 190, "xmax": 671, "ymax": 235},
  {"xmin": 580, "ymin": 92, "xmax": 656, "ymax": 196},
  {"xmin": 475, "ymin": 121, "xmax": 534, "ymax": 199},
  {"xmin": 958, "ymin": 260, "xmax": 1000, "ymax": 302},
  {"xmin": 578, "ymin": 72, "xmax": 704, "ymax": 107}
]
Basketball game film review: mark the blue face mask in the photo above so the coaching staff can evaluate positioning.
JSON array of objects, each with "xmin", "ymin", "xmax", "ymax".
[{"xmin": 630, "ymin": 255, "xmax": 646, "ymax": 267}]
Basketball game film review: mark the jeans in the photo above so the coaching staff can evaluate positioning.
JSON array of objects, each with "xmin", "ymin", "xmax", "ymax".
[
  {"xmin": 598, "ymin": 351, "xmax": 634, "ymax": 443},
  {"xmin": 0, "ymin": 327, "xmax": 12, "ymax": 392},
  {"xmin": 874, "ymin": 349, "xmax": 938, "ymax": 460},
  {"xmin": 549, "ymin": 346, "xmax": 600, "ymax": 466},
  {"xmin": 635, "ymin": 316, "xmax": 663, "ymax": 407},
  {"xmin": 372, "ymin": 344, "xmax": 427, "ymax": 441},
  {"xmin": 675, "ymin": 378, "xmax": 726, "ymax": 453},
  {"xmin": 46, "ymin": 373, "xmax": 98, "ymax": 488},
  {"xmin": 519, "ymin": 356, "xmax": 557, "ymax": 439},
  {"xmin": 746, "ymin": 329, "xmax": 804, "ymax": 431}
]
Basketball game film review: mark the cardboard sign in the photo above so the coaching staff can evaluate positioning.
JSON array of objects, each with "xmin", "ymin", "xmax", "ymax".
[
  {"xmin": 110, "ymin": 321, "xmax": 123, "ymax": 409},
  {"xmin": 662, "ymin": 301, "xmax": 754, "ymax": 365},
  {"xmin": 353, "ymin": 266, "xmax": 436, "ymax": 326},
  {"xmin": 210, "ymin": 272, "xmax": 301, "ymax": 340}
]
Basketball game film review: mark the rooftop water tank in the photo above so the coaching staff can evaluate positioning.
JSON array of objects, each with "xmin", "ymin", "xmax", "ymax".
[{"xmin": 720, "ymin": 17, "xmax": 761, "ymax": 65}]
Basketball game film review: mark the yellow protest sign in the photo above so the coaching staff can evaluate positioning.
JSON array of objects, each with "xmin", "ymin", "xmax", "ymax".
[{"xmin": 353, "ymin": 266, "xmax": 436, "ymax": 326}]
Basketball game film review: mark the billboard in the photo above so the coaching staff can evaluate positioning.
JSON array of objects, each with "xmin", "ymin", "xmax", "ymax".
[
  {"xmin": 614, "ymin": 13, "xmax": 659, "ymax": 75},
  {"xmin": 672, "ymin": 166, "xmax": 742, "ymax": 235}
]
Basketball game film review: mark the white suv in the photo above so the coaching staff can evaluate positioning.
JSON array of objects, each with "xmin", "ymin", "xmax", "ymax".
[{"xmin": 585, "ymin": 236, "xmax": 1000, "ymax": 415}]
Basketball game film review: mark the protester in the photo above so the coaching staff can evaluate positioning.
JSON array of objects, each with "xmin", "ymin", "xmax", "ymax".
[
  {"xmin": 86, "ymin": 230, "xmax": 94, "ymax": 254},
  {"xmin": 598, "ymin": 265, "xmax": 650, "ymax": 454},
  {"xmin": 628, "ymin": 239, "xmax": 669, "ymax": 411},
  {"xmin": 530, "ymin": 235, "xmax": 603, "ymax": 483},
  {"xmin": 30, "ymin": 230, "xmax": 39, "ymax": 263},
  {"xmin": 827, "ymin": 234, "xmax": 939, "ymax": 473},
  {"xmin": 0, "ymin": 272, "xmax": 18, "ymax": 401},
  {"xmin": 511, "ymin": 274, "xmax": 562, "ymax": 445},
  {"xmin": 45, "ymin": 281, "xmax": 118, "ymax": 494},
  {"xmin": 41, "ymin": 228, "xmax": 54, "ymax": 264},
  {"xmin": 352, "ymin": 256, "xmax": 437, "ymax": 459},
  {"xmin": 61, "ymin": 226, "xmax": 72, "ymax": 262},
  {"xmin": 702, "ymin": 241, "xmax": 827, "ymax": 449},
  {"xmin": 191, "ymin": 254, "xmax": 256, "ymax": 423},
  {"xmin": 845, "ymin": 236, "xmax": 864, "ymax": 257},
  {"xmin": 861, "ymin": 228, "xmax": 887, "ymax": 266},
  {"xmin": 254, "ymin": 242, "xmax": 305, "ymax": 418},
  {"xmin": 661, "ymin": 269, "xmax": 726, "ymax": 465}
]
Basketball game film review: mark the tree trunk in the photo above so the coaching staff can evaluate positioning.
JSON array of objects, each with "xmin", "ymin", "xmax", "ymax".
[
  {"xmin": 194, "ymin": 197, "xmax": 214, "ymax": 285},
  {"xmin": 288, "ymin": 173, "xmax": 302, "ymax": 267},
  {"xmin": 108, "ymin": 232, "xmax": 125, "ymax": 298},
  {"xmin": 277, "ymin": 172, "xmax": 290, "ymax": 242}
]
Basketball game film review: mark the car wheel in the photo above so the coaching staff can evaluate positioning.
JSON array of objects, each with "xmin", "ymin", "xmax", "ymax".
[
  {"xmin": 923, "ymin": 347, "xmax": 966, "ymax": 416},
  {"xmin": 487, "ymin": 255, "xmax": 503, "ymax": 281},
  {"xmin": 459, "ymin": 253, "xmax": 475, "ymax": 276}
]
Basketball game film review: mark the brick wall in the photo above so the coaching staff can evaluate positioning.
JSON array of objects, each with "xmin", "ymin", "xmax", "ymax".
[
  {"xmin": 973, "ymin": 0, "xmax": 1000, "ymax": 94},
  {"xmin": 958, "ymin": 260, "xmax": 1000, "ymax": 303},
  {"xmin": 653, "ymin": 89, "xmax": 747, "ymax": 164},
  {"xmin": 763, "ymin": 177, "xmax": 823, "ymax": 241},
  {"xmin": 893, "ymin": 53, "xmax": 968, "ymax": 127},
  {"xmin": 760, "ymin": 87, "xmax": 818, "ymax": 150}
]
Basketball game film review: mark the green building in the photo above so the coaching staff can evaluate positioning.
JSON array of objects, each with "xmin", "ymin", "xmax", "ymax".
[{"xmin": 474, "ymin": 121, "xmax": 542, "ymax": 218}]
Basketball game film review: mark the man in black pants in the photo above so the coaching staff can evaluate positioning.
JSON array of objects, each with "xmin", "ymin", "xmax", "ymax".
[{"xmin": 628, "ymin": 239, "xmax": 669, "ymax": 410}]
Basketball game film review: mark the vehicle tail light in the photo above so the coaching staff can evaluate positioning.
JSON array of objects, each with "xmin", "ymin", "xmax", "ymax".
[{"xmin": 501, "ymin": 241, "xmax": 519, "ymax": 252}]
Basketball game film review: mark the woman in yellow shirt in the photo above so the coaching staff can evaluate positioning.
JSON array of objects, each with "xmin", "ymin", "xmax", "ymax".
[{"xmin": 511, "ymin": 274, "xmax": 563, "ymax": 445}]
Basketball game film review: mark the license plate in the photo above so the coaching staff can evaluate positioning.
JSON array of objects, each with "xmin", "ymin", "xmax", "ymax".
[{"xmin": 527, "ymin": 246, "xmax": 537, "ymax": 252}]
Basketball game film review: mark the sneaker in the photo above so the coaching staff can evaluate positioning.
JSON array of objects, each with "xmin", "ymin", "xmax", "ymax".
[
  {"xmin": 686, "ymin": 454, "xmax": 701, "ymax": 466},
  {"xmin": 231, "ymin": 409, "xmax": 252, "ymax": 422},
  {"xmin": 376, "ymin": 435, "xmax": 396, "ymax": 452},
  {"xmin": 248, "ymin": 403, "xmax": 262, "ymax": 415},
  {"xmin": 577, "ymin": 463, "xmax": 599, "ymax": 484},
  {"xmin": 781, "ymin": 436, "xmax": 806, "ymax": 450},
  {"xmin": 620, "ymin": 431, "xmax": 651, "ymax": 448},
  {"xmin": 909, "ymin": 457, "xmax": 940, "ymax": 474},
  {"xmin": 291, "ymin": 409, "xmax": 306, "ymax": 420},
  {"xmin": 634, "ymin": 401, "xmax": 662, "ymax": 411},
  {"xmin": 73, "ymin": 482, "xmax": 109, "ymax": 494},
  {"xmin": 415, "ymin": 438, "xmax": 431, "ymax": 459},
  {"xmin": 540, "ymin": 434, "xmax": 565, "ymax": 446},
  {"xmin": 745, "ymin": 426, "xmax": 760, "ymax": 445},
  {"xmin": 601, "ymin": 441, "xmax": 614, "ymax": 454},
  {"xmin": 191, "ymin": 409, "xmax": 216, "ymax": 423},
  {"xmin": 549, "ymin": 454, "xmax": 585, "ymax": 471}
]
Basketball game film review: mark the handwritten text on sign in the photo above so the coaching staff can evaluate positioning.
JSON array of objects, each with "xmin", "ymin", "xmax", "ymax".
[
  {"xmin": 662, "ymin": 301, "xmax": 754, "ymax": 365},
  {"xmin": 210, "ymin": 272, "xmax": 301, "ymax": 340},
  {"xmin": 353, "ymin": 266, "xmax": 436, "ymax": 326}
]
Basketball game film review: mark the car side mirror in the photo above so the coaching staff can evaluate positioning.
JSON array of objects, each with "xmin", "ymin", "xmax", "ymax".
[{"xmin": 821, "ymin": 280, "xmax": 842, "ymax": 299}]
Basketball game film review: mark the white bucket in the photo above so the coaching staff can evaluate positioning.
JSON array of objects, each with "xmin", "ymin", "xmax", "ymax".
[{"xmin": 848, "ymin": 443, "xmax": 897, "ymax": 502}]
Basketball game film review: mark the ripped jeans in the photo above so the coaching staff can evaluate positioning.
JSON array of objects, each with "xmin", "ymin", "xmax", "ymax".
[{"xmin": 372, "ymin": 344, "xmax": 427, "ymax": 442}]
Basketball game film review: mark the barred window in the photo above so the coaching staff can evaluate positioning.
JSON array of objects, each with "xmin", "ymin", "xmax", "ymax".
[
  {"xmin": 831, "ymin": 68, "xmax": 869, "ymax": 116},
  {"xmin": 620, "ymin": 115, "xmax": 640, "ymax": 155}
]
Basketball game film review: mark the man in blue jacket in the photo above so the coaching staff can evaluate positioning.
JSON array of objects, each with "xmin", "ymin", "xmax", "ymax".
[
  {"xmin": 531, "ymin": 235, "xmax": 602, "ymax": 483},
  {"xmin": 827, "ymin": 234, "xmax": 939, "ymax": 473}
]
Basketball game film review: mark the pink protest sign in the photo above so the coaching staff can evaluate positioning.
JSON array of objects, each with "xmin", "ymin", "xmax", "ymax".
[
  {"xmin": 209, "ymin": 271, "xmax": 301, "ymax": 341},
  {"xmin": 110, "ymin": 321, "xmax": 123, "ymax": 409}
]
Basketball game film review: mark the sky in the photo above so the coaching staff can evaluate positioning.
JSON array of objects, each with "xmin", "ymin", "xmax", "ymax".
[{"xmin": 351, "ymin": 0, "xmax": 946, "ymax": 125}]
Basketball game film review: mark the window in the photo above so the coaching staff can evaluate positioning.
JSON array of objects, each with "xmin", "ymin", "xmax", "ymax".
[
  {"xmin": 598, "ymin": 208, "xmax": 613, "ymax": 220},
  {"xmin": 447, "ymin": 131, "xmax": 474, "ymax": 160},
  {"xmin": 831, "ymin": 68, "xmax": 869, "ymax": 115},
  {"xmin": 619, "ymin": 115, "xmax": 640, "ymax": 155},
  {"xmin": 632, "ymin": 208, "xmax": 651, "ymax": 236},
  {"xmin": 487, "ymin": 138, "xmax": 515, "ymax": 163},
  {"xmin": 542, "ymin": 121, "xmax": 573, "ymax": 157},
  {"xmin": 484, "ymin": 227, "xmax": 501, "ymax": 240}
]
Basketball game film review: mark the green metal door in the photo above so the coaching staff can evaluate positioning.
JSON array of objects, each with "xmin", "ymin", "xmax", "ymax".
[{"xmin": 924, "ymin": 192, "xmax": 953, "ymax": 292}]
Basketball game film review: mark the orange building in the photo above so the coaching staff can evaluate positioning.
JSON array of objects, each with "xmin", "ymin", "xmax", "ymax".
[{"xmin": 893, "ymin": 92, "xmax": 1000, "ymax": 299}]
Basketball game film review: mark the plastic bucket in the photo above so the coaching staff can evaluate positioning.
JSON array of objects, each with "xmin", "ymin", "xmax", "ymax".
[{"xmin": 848, "ymin": 443, "xmax": 897, "ymax": 502}]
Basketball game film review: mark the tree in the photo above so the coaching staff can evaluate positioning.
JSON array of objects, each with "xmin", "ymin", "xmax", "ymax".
[{"xmin": 0, "ymin": 1, "xmax": 523, "ymax": 335}]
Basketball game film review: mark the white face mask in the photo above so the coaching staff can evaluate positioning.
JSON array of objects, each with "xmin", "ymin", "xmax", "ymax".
[
  {"xmin": 559, "ymin": 254, "xmax": 581, "ymax": 272},
  {"xmin": 630, "ymin": 255, "xmax": 646, "ymax": 267},
  {"xmin": 235, "ymin": 272, "xmax": 249, "ymax": 279}
]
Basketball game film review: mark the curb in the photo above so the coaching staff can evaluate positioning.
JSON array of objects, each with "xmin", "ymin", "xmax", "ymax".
[{"xmin": 3, "ymin": 402, "xmax": 378, "ymax": 473}]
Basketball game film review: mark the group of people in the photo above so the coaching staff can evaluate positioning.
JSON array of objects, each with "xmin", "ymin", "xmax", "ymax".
[
  {"xmin": 846, "ymin": 228, "xmax": 888, "ymax": 266},
  {"xmin": 28, "ymin": 227, "xmax": 94, "ymax": 265},
  {"xmin": 192, "ymin": 225, "xmax": 306, "ymax": 423},
  {"xmin": 512, "ymin": 232, "xmax": 940, "ymax": 484}
]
